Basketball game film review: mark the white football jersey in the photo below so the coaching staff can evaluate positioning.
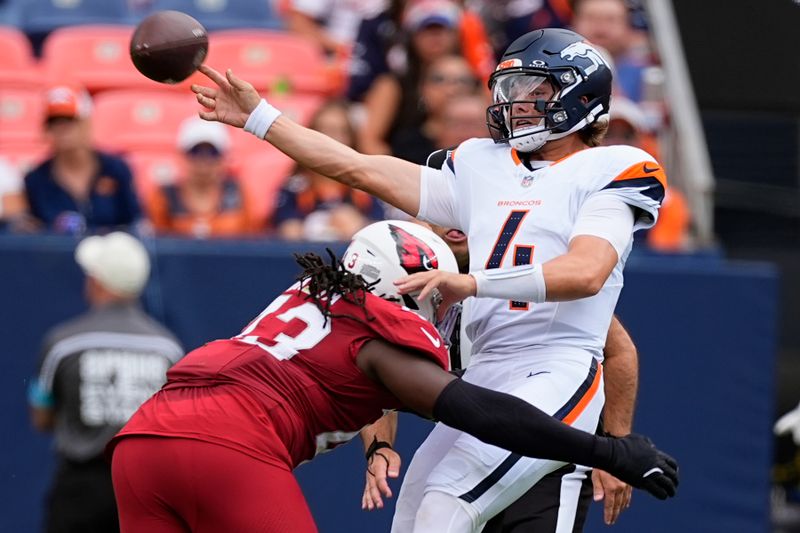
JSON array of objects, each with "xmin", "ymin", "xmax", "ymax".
[{"xmin": 419, "ymin": 138, "xmax": 666, "ymax": 361}]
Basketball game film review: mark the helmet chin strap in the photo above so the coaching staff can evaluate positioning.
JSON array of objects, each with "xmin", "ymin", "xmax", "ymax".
[
  {"xmin": 509, "ymin": 125, "xmax": 551, "ymax": 153},
  {"xmin": 509, "ymin": 104, "xmax": 606, "ymax": 153}
]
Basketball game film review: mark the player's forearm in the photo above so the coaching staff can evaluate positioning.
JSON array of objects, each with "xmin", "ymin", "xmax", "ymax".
[
  {"xmin": 360, "ymin": 411, "xmax": 398, "ymax": 450},
  {"xmin": 541, "ymin": 236, "xmax": 619, "ymax": 300},
  {"xmin": 472, "ymin": 235, "xmax": 618, "ymax": 303},
  {"xmin": 602, "ymin": 317, "xmax": 638, "ymax": 435},
  {"xmin": 265, "ymin": 116, "xmax": 421, "ymax": 215},
  {"xmin": 434, "ymin": 378, "xmax": 623, "ymax": 473}
]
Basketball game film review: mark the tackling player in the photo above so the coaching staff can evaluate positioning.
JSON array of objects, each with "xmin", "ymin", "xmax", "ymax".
[
  {"xmin": 191, "ymin": 27, "xmax": 670, "ymax": 532},
  {"xmin": 109, "ymin": 222, "xmax": 675, "ymax": 532}
]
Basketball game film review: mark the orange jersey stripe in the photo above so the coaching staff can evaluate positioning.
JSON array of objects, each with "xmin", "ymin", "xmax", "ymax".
[
  {"xmin": 562, "ymin": 362, "xmax": 603, "ymax": 426},
  {"xmin": 613, "ymin": 161, "xmax": 668, "ymax": 190}
]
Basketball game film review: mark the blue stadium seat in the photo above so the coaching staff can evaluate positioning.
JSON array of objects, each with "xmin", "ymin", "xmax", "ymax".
[
  {"xmin": 150, "ymin": 0, "xmax": 283, "ymax": 31},
  {"xmin": 18, "ymin": 0, "xmax": 131, "ymax": 38}
]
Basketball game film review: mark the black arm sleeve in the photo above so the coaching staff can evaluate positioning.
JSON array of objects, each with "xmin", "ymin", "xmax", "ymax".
[{"xmin": 433, "ymin": 378, "xmax": 616, "ymax": 470}]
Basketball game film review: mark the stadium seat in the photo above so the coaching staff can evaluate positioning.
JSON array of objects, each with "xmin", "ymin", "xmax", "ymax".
[
  {"xmin": 234, "ymin": 149, "xmax": 295, "ymax": 225},
  {"xmin": 149, "ymin": 0, "xmax": 283, "ymax": 31},
  {"xmin": 0, "ymin": 89, "xmax": 44, "ymax": 145},
  {"xmin": 19, "ymin": 0, "xmax": 131, "ymax": 38},
  {"xmin": 124, "ymin": 150, "xmax": 185, "ymax": 202},
  {"xmin": 42, "ymin": 26, "xmax": 175, "ymax": 93},
  {"xmin": 0, "ymin": 141, "xmax": 49, "ymax": 174},
  {"xmin": 92, "ymin": 90, "xmax": 198, "ymax": 153},
  {"xmin": 0, "ymin": 26, "xmax": 40, "ymax": 89},
  {"xmin": 205, "ymin": 30, "xmax": 327, "ymax": 94}
]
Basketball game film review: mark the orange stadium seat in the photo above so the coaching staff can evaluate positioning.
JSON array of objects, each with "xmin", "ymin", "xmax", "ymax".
[
  {"xmin": 235, "ymin": 149, "xmax": 295, "ymax": 225},
  {"xmin": 0, "ymin": 27, "xmax": 41, "ymax": 89},
  {"xmin": 92, "ymin": 91, "xmax": 198, "ymax": 153},
  {"xmin": 0, "ymin": 89, "xmax": 44, "ymax": 145},
  {"xmin": 42, "ymin": 26, "xmax": 180, "ymax": 93},
  {"xmin": 205, "ymin": 31, "xmax": 327, "ymax": 94},
  {"xmin": 0, "ymin": 142, "xmax": 50, "ymax": 175},
  {"xmin": 124, "ymin": 150, "xmax": 185, "ymax": 203}
]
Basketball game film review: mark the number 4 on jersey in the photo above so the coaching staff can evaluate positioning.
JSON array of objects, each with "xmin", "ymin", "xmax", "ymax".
[{"xmin": 485, "ymin": 210, "xmax": 534, "ymax": 311}]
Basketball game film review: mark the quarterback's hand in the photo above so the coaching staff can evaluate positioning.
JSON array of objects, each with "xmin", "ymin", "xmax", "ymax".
[
  {"xmin": 192, "ymin": 65, "xmax": 261, "ymax": 128},
  {"xmin": 361, "ymin": 447, "xmax": 402, "ymax": 511},
  {"xmin": 395, "ymin": 271, "xmax": 476, "ymax": 320},
  {"xmin": 603, "ymin": 433, "xmax": 678, "ymax": 500},
  {"xmin": 775, "ymin": 402, "xmax": 800, "ymax": 445},
  {"xmin": 592, "ymin": 469, "xmax": 632, "ymax": 525}
]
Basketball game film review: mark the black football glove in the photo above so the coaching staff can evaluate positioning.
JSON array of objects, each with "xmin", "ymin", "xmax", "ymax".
[{"xmin": 601, "ymin": 432, "xmax": 679, "ymax": 500}]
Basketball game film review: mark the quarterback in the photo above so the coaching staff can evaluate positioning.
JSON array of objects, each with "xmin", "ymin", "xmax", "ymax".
[{"xmin": 192, "ymin": 27, "xmax": 668, "ymax": 533}]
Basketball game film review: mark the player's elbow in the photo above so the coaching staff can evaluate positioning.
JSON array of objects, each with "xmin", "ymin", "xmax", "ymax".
[{"xmin": 574, "ymin": 268, "xmax": 607, "ymax": 297}]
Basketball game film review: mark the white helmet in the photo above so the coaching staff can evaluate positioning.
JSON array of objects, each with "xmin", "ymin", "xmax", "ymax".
[{"xmin": 342, "ymin": 220, "xmax": 459, "ymax": 323}]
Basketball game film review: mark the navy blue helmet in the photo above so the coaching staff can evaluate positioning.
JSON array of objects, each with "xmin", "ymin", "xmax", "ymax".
[{"xmin": 486, "ymin": 28, "xmax": 613, "ymax": 152}]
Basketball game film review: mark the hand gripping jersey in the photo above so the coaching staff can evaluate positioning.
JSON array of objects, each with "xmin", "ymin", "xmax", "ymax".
[
  {"xmin": 110, "ymin": 284, "xmax": 449, "ymax": 469},
  {"xmin": 419, "ymin": 139, "xmax": 666, "ymax": 361}
]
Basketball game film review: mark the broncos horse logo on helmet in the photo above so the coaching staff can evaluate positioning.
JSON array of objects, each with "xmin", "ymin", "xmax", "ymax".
[{"xmin": 486, "ymin": 28, "xmax": 612, "ymax": 153}]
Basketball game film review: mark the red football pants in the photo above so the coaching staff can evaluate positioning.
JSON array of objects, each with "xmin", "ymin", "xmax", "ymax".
[{"xmin": 111, "ymin": 436, "xmax": 318, "ymax": 533}]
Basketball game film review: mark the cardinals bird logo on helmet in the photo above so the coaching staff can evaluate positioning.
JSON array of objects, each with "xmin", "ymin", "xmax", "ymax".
[{"xmin": 342, "ymin": 221, "xmax": 457, "ymax": 323}]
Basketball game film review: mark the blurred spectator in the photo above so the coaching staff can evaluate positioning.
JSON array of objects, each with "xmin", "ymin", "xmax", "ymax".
[
  {"xmin": 28, "ymin": 232, "xmax": 183, "ymax": 533},
  {"xmin": 357, "ymin": 0, "xmax": 462, "ymax": 155},
  {"xmin": 273, "ymin": 101, "xmax": 384, "ymax": 240},
  {"xmin": 572, "ymin": 0, "xmax": 653, "ymax": 102},
  {"xmin": 473, "ymin": 0, "xmax": 573, "ymax": 58},
  {"xmin": 24, "ymin": 86, "xmax": 142, "ymax": 235},
  {"xmin": 392, "ymin": 54, "xmax": 481, "ymax": 163},
  {"xmin": 0, "ymin": 158, "xmax": 32, "ymax": 232},
  {"xmin": 437, "ymin": 92, "xmax": 490, "ymax": 148},
  {"xmin": 348, "ymin": 0, "xmax": 493, "ymax": 119},
  {"xmin": 602, "ymin": 98, "xmax": 690, "ymax": 251},
  {"xmin": 146, "ymin": 117, "xmax": 257, "ymax": 239},
  {"xmin": 285, "ymin": 0, "xmax": 384, "ymax": 55}
]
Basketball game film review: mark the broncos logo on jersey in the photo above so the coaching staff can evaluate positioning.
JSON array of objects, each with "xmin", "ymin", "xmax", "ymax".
[{"xmin": 388, "ymin": 223, "xmax": 438, "ymax": 274}]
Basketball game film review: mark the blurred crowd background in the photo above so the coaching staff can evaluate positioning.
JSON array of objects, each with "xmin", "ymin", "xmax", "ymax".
[
  {"xmin": 2, "ymin": 0, "xmax": 800, "ymax": 531},
  {"xmin": 0, "ymin": 0, "xmax": 691, "ymax": 250}
]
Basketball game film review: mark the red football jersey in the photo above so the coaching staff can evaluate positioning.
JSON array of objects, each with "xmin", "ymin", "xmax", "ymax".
[{"xmin": 112, "ymin": 283, "xmax": 449, "ymax": 469}]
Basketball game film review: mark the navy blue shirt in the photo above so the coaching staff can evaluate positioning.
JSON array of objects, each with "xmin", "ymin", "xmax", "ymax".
[
  {"xmin": 274, "ymin": 174, "xmax": 384, "ymax": 226},
  {"xmin": 24, "ymin": 151, "xmax": 141, "ymax": 233}
]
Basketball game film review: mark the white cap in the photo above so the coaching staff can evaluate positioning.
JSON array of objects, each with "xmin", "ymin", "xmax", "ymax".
[
  {"xmin": 75, "ymin": 232, "xmax": 151, "ymax": 297},
  {"xmin": 176, "ymin": 115, "xmax": 230, "ymax": 153},
  {"xmin": 609, "ymin": 97, "xmax": 647, "ymax": 132}
]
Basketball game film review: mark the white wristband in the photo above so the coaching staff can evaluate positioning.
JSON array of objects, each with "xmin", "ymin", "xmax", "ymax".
[
  {"xmin": 243, "ymin": 99, "xmax": 282, "ymax": 139},
  {"xmin": 471, "ymin": 264, "xmax": 546, "ymax": 304}
]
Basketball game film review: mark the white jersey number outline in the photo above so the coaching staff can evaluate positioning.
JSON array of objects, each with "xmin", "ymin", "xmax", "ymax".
[{"xmin": 234, "ymin": 293, "xmax": 333, "ymax": 360}]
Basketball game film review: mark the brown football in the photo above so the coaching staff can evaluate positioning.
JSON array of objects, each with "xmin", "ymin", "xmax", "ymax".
[{"xmin": 130, "ymin": 10, "xmax": 208, "ymax": 84}]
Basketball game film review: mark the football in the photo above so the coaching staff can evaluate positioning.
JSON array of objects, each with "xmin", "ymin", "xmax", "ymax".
[{"xmin": 130, "ymin": 10, "xmax": 208, "ymax": 84}]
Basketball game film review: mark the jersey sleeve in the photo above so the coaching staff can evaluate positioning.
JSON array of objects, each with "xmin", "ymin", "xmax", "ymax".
[
  {"xmin": 569, "ymin": 192, "xmax": 635, "ymax": 259},
  {"xmin": 417, "ymin": 148, "xmax": 460, "ymax": 229},
  {"xmin": 357, "ymin": 297, "xmax": 451, "ymax": 371},
  {"xmin": 596, "ymin": 148, "xmax": 668, "ymax": 231}
]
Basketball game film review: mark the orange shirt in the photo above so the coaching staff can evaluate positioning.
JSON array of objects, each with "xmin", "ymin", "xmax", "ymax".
[{"xmin": 147, "ymin": 179, "xmax": 257, "ymax": 238}]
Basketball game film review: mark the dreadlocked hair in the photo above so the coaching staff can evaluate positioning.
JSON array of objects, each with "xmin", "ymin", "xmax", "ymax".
[{"xmin": 294, "ymin": 249, "xmax": 379, "ymax": 326}]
